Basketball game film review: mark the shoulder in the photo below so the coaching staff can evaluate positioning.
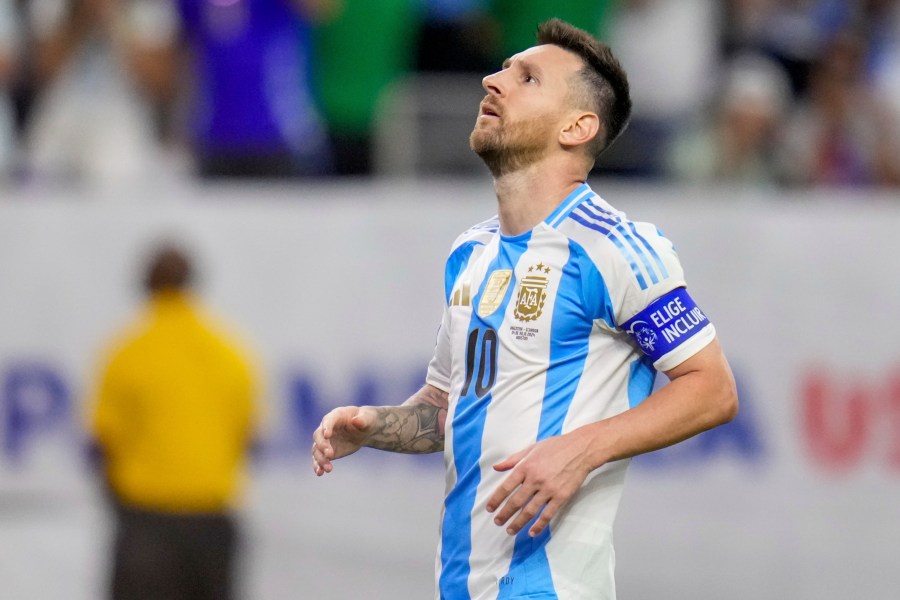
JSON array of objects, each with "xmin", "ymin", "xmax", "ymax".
[
  {"xmin": 95, "ymin": 314, "xmax": 154, "ymax": 380},
  {"xmin": 197, "ymin": 309, "xmax": 256, "ymax": 357},
  {"xmin": 438, "ymin": 216, "xmax": 499, "ymax": 300},
  {"xmin": 193, "ymin": 313, "xmax": 261, "ymax": 385},
  {"xmin": 449, "ymin": 215, "xmax": 500, "ymax": 255},
  {"xmin": 556, "ymin": 191, "xmax": 688, "ymax": 324},
  {"xmin": 558, "ymin": 193, "xmax": 680, "ymax": 278}
]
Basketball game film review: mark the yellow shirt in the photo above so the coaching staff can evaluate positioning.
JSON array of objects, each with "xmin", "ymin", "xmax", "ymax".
[{"xmin": 90, "ymin": 291, "xmax": 259, "ymax": 513}]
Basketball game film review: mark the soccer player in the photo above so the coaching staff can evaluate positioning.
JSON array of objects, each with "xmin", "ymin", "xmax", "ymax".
[{"xmin": 312, "ymin": 18, "xmax": 738, "ymax": 600}]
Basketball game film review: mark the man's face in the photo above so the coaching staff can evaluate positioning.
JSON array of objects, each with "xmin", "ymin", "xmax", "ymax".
[{"xmin": 470, "ymin": 44, "xmax": 585, "ymax": 175}]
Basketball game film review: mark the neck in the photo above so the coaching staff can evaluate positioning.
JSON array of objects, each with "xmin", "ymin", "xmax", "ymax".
[
  {"xmin": 150, "ymin": 289, "xmax": 190, "ymax": 304},
  {"xmin": 492, "ymin": 156, "xmax": 587, "ymax": 237}
]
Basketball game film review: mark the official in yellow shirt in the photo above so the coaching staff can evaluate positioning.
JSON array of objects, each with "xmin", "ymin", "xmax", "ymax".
[{"xmin": 88, "ymin": 244, "xmax": 260, "ymax": 600}]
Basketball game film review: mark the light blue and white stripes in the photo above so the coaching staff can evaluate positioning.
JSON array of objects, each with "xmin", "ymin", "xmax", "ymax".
[
  {"xmin": 545, "ymin": 184, "xmax": 594, "ymax": 228},
  {"xmin": 565, "ymin": 194, "xmax": 669, "ymax": 290}
]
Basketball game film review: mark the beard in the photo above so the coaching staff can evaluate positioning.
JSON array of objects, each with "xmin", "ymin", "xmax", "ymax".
[{"xmin": 469, "ymin": 114, "xmax": 556, "ymax": 177}]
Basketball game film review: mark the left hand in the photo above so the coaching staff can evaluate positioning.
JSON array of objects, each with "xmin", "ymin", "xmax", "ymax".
[{"xmin": 485, "ymin": 433, "xmax": 594, "ymax": 538}]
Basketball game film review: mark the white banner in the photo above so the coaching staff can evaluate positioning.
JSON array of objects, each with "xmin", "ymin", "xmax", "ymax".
[{"xmin": 1, "ymin": 180, "xmax": 898, "ymax": 599}]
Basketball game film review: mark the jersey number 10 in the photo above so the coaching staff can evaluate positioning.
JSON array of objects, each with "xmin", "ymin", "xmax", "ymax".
[{"xmin": 462, "ymin": 327, "xmax": 498, "ymax": 399}]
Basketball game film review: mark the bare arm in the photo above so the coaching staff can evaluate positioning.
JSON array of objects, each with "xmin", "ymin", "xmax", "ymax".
[
  {"xmin": 312, "ymin": 384, "xmax": 448, "ymax": 475},
  {"xmin": 486, "ymin": 338, "xmax": 738, "ymax": 536},
  {"xmin": 367, "ymin": 384, "xmax": 449, "ymax": 452},
  {"xmin": 578, "ymin": 336, "xmax": 738, "ymax": 465}
]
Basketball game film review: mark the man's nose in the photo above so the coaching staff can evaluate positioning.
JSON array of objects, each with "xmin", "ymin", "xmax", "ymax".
[{"xmin": 482, "ymin": 71, "xmax": 504, "ymax": 97}]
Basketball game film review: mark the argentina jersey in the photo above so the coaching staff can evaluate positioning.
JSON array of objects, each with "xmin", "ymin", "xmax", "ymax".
[{"xmin": 425, "ymin": 183, "xmax": 716, "ymax": 600}]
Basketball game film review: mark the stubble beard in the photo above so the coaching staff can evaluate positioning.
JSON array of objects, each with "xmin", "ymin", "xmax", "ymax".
[{"xmin": 469, "ymin": 115, "xmax": 555, "ymax": 177}]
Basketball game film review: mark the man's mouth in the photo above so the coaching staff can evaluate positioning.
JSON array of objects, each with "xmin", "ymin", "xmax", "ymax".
[{"xmin": 480, "ymin": 102, "xmax": 501, "ymax": 118}]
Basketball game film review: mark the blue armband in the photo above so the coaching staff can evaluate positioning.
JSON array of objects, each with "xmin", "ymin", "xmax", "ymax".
[{"xmin": 621, "ymin": 287, "xmax": 711, "ymax": 363}]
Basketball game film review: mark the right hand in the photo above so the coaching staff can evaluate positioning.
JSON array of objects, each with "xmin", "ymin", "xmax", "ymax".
[{"xmin": 311, "ymin": 406, "xmax": 378, "ymax": 476}]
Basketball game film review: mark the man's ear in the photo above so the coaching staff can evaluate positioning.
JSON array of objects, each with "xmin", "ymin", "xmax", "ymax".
[{"xmin": 559, "ymin": 112, "xmax": 602, "ymax": 149}]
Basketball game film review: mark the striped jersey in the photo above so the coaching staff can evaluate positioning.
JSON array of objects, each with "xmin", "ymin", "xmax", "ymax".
[{"xmin": 425, "ymin": 183, "xmax": 716, "ymax": 600}]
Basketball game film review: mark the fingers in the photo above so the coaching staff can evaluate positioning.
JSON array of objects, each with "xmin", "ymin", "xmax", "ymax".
[
  {"xmin": 506, "ymin": 495, "xmax": 552, "ymax": 537},
  {"xmin": 319, "ymin": 410, "xmax": 339, "ymax": 441},
  {"xmin": 485, "ymin": 440, "xmax": 581, "ymax": 537},
  {"xmin": 492, "ymin": 484, "xmax": 539, "ymax": 535},
  {"xmin": 311, "ymin": 443, "xmax": 331, "ymax": 476},
  {"xmin": 311, "ymin": 409, "xmax": 345, "ymax": 476},
  {"xmin": 485, "ymin": 447, "xmax": 530, "ymax": 514},
  {"xmin": 312, "ymin": 425, "xmax": 333, "ymax": 476},
  {"xmin": 487, "ymin": 469, "xmax": 549, "ymax": 537},
  {"xmin": 527, "ymin": 501, "xmax": 559, "ymax": 537},
  {"xmin": 485, "ymin": 469, "xmax": 523, "ymax": 514},
  {"xmin": 311, "ymin": 406, "xmax": 373, "ymax": 476},
  {"xmin": 487, "ymin": 479, "xmax": 560, "ymax": 537},
  {"xmin": 492, "ymin": 447, "xmax": 528, "ymax": 473},
  {"xmin": 349, "ymin": 408, "xmax": 376, "ymax": 431}
]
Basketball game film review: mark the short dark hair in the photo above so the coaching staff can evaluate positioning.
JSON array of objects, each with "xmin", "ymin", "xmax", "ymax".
[
  {"xmin": 536, "ymin": 18, "xmax": 632, "ymax": 158},
  {"xmin": 143, "ymin": 244, "xmax": 194, "ymax": 294}
]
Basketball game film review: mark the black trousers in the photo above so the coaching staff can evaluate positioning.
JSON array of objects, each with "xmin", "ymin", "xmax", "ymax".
[{"xmin": 110, "ymin": 505, "xmax": 238, "ymax": 600}]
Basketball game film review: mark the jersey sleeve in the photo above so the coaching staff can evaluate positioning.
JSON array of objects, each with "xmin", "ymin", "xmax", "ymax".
[
  {"xmin": 425, "ymin": 305, "xmax": 452, "ymax": 393},
  {"xmin": 423, "ymin": 239, "xmax": 471, "ymax": 394},
  {"xmin": 424, "ymin": 218, "xmax": 497, "ymax": 392},
  {"xmin": 604, "ymin": 221, "xmax": 716, "ymax": 371}
]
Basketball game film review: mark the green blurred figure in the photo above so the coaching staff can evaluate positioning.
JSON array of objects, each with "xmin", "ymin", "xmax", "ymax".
[
  {"xmin": 490, "ymin": 0, "xmax": 618, "ymax": 57},
  {"xmin": 313, "ymin": 0, "xmax": 418, "ymax": 175}
]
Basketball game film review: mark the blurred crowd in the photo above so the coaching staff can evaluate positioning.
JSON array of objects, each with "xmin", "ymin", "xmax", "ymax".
[{"xmin": 0, "ymin": 0, "xmax": 899, "ymax": 189}]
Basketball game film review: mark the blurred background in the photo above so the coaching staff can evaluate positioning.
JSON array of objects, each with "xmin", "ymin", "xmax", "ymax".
[{"xmin": 1, "ymin": 0, "xmax": 899, "ymax": 598}]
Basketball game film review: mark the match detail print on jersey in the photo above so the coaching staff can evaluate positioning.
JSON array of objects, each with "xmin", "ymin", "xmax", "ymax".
[{"xmin": 622, "ymin": 287, "xmax": 711, "ymax": 363}]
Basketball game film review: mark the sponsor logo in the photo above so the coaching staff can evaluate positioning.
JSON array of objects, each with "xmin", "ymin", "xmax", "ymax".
[{"xmin": 450, "ymin": 282, "xmax": 471, "ymax": 307}]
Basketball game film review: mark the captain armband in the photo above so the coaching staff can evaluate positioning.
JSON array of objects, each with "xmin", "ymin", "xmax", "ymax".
[{"xmin": 621, "ymin": 287, "xmax": 712, "ymax": 363}]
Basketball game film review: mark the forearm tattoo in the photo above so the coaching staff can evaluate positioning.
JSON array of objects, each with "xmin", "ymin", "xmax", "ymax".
[{"xmin": 365, "ymin": 404, "xmax": 446, "ymax": 454}]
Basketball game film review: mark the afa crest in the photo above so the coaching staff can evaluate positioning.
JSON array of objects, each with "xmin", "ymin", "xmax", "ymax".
[{"xmin": 514, "ymin": 263, "xmax": 551, "ymax": 322}]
